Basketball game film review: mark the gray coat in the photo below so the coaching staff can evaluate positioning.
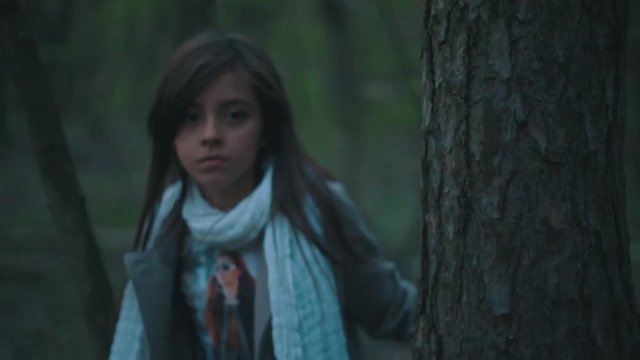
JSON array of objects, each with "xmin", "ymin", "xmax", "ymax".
[{"xmin": 124, "ymin": 186, "xmax": 416, "ymax": 359}]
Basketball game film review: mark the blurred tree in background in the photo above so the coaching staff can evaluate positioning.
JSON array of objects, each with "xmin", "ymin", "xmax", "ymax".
[
  {"xmin": 1, "ymin": 1, "xmax": 113, "ymax": 358},
  {"xmin": 0, "ymin": 0, "xmax": 638, "ymax": 358}
]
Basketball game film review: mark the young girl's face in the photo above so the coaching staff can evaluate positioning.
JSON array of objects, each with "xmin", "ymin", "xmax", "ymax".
[{"xmin": 174, "ymin": 70, "xmax": 264, "ymax": 209}]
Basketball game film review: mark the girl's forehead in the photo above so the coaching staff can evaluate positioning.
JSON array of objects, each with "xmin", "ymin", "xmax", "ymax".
[{"xmin": 192, "ymin": 70, "xmax": 258, "ymax": 105}]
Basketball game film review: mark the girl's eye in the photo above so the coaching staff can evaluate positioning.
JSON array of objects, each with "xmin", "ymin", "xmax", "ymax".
[
  {"xmin": 185, "ymin": 112, "xmax": 200, "ymax": 124},
  {"xmin": 225, "ymin": 108, "xmax": 249, "ymax": 124}
]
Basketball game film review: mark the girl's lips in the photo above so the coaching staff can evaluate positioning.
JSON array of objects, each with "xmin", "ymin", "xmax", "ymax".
[{"xmin": 198, "ymin": 155, "xmax": 228, "ymax": 167}]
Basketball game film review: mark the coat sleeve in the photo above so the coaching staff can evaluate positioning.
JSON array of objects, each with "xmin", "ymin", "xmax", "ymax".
[{"xmin": 328, "ymin": 182, "xmax": 417, "ymax": 342}]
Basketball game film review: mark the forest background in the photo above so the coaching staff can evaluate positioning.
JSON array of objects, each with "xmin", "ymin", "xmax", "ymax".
[{"xmin": 0, "ymin": 0, "xmax": 639, "ymax": 359}]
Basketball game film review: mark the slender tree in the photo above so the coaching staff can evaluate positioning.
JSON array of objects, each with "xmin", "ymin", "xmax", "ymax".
[
  {"xmin": 319, "ymin": 0, "xmax": 364, "ymax": 200},
  {"xmin": 372, "ymin": 0, "xmax": 421, "ymax": 116},
  {"xmin": 23, "ymin": 0, "xmax": 73, "ymax": 43},
  {"xmin": 177, "ymin": 0, "xmax": 217, "ymax": 40},
  {"xmin": 0, "ymin": 0, "xmax": 114, "ymax": 357},
  {"xmin": 416, "ymin": 0, "xmax": 640, "ymax": 359}
]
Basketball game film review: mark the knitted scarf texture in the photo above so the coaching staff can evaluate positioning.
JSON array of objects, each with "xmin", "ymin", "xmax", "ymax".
[{"xmin": 183, "ymin": 165, "xmax": 348, "ymax": 359}]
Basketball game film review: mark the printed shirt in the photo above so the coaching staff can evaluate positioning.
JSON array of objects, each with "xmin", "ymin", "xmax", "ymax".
[{"xmin": 181, "ymin": 235, "xmax": 261, "ymax": 360}]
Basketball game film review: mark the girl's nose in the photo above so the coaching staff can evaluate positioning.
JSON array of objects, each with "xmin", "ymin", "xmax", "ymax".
[{"xmin": 201, "ymin": 117, "xmax": 223, "ymax": 145}]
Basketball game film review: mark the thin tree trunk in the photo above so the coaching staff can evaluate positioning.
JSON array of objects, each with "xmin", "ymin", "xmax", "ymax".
[
  {"xmin": 23, "ymin": 0, "xmax": 73, "ymax": 43},
  {"xmin": 416, "ymin": 0, "xmax": 640, "ymax": 359},
  {"xmin": 372, "ymin": 0, "xmax": 421, "ymax": 118},
  {"xmin": 0, "ymin": 1, "xmax": 114, "ymax": 357},
  {"xmin": 319, "ymin": 0, "xmax": 363, "ymax": 199},
  {"xmin": 177, "ymin": 0, "xmax": 217, "ymax": 40}
]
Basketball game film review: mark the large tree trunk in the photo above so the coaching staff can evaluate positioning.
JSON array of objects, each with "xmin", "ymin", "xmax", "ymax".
[
  {"xmin": 0, "ymin": 1, "xmax": 114, "ymax": 357},
  {"xmin": 416, "ymin": 1, "xmax": 640, "ymax": 359}
]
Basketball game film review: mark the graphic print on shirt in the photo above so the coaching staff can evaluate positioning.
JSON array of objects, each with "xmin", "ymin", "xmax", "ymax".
[{"xmin": 205, "ymin": 251, "xmax": 255, "ymax": 360}]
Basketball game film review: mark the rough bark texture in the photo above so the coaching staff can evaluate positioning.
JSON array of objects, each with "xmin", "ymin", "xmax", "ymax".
[
  {"xmin": 0, "ymin": 0, "xmax": 114, "ymax": 357},
  {"xmin": 416, "ymin": 0, "xmax": 640, "ymax": 359},
  {"xmin": 0, "ymin": 66, "xmax": 6, "ymax": 148}
]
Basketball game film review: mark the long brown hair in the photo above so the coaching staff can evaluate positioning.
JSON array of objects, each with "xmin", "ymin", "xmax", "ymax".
[{"xmin": 134, "ymin": 31, "xmax": 353, "ymax": 262}]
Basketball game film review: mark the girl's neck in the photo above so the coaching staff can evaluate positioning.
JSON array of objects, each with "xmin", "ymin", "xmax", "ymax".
[
  {"xmin": 222, "ymin": 285, "xmax": 239, "ymax": 304},
  {"xmin": 200, "ymin": 185, "xmax": 250, "ymax": 211},
  {"xmin": 199, "ymin": 172, "xmax": 258, "ymax": 211}
]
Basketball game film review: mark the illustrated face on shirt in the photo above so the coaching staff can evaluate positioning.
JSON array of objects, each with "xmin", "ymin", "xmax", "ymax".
[{"xmin": 214, "ymin": 254, "xmax": 242, "ymax": 297}]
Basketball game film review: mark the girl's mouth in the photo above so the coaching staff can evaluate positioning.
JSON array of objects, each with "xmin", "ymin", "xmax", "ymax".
[{"xmin": 198, "ymin": 155, "xmax": 228, "ymax": 167}]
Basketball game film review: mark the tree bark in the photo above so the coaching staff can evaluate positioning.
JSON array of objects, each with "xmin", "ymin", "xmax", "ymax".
[
  {"xmin": 0, "ymin": 66, "xmax": 7, "ymax": 148},
  {"xmin": 0, "ymin": 0, "xmax": 114, "ymax": 357},
  {"xmin": 416, "ymin": 0, "xmax": 640, "ymax": 359},
  {"xmin": 627, "ymin": 1, "xmax": 640, "ymax": 242}
]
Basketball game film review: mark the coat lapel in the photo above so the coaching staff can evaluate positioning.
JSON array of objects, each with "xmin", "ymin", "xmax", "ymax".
[
  {"xmin": 124, "ymin": 253, "xmax": 175, "ymax": 357},
  {"xmin": 253, "ymin": 246, "xmax": 272, "ymax": 359},
  {"xmin": 124, "ymin": 222, "xmax": 183, "ymax": 360}
]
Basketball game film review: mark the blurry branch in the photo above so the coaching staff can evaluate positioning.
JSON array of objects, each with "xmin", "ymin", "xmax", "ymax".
[
  {"xmin": 0, "ymin": 0, "xmax": 114, "ymax": 357},
  {"xmin": 178, "ymin": 0, "xmax": 217, "ymax": 40},
  {"xmin": 23, "ymin": 0, "xmax": 73, "ymax": 43},
  {"xmin": 372, "ymin": 0, "xmax": 421, "ymax": 124},
  {"xmin": 319, "ymin": 0, "xmax": 364, "ymax": 200}
]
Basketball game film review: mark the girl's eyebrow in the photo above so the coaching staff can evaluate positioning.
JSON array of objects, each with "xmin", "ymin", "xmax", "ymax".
[
  {"xmin": 218, "ymin": 99, "xmax": 254, "ymax": 109},
  {"xmin": 188, "ymin": 98, "xmax": 254, "ymax": 109}
]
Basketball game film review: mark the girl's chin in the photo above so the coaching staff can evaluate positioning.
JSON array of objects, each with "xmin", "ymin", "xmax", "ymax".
[
  {"xmin": 193, "ymin": 176, "xmax": 232, "ymax": 191},
  {"xmin": 191, "ymin": 170, "xmax": 257, "ymax": 209}
]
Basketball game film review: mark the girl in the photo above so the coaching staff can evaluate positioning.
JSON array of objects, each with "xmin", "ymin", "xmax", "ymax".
[{"xmin": 110, "ymin": 31, "xmax": 416, "ymax": 360}]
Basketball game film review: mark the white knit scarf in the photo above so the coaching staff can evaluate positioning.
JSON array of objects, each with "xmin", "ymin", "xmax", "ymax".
[{"xmin": 182, "ymin": 165, "xmax": 349, "ymax": 359}]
